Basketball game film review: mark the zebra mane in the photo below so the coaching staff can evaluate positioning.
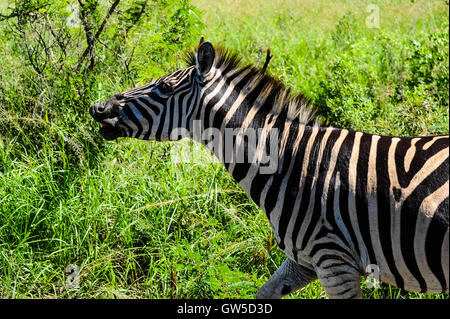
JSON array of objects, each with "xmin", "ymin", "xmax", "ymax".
[{"xmin": 184, "ymin": 45, "xmax": 319, "ymax": 126}]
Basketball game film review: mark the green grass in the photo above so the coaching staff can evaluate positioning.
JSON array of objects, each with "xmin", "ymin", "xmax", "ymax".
[
  {"xmin": 194, "ymin": 0, "xmax": 449, "ymax": 136},
  {"xmin": 0, "ymin": 139, "xmax": 278, "ymax": 298},
  {"xmin": 0, "ymin": 0, "xmax": 448, "ymax": 299}
]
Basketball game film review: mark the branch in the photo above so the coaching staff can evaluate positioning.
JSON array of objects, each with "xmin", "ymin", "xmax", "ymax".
[
  {"xmin": 76, "ymin": 0, "xmax": 121, "ymax": 71},
  {"xmin": 125, "ymin": 0, "xmax": 148, "ymax": 34},
  {"xmin": 261, "ymin": 49, "xmax": 273, "ymax": 74},
  {"xmin": 256, "ymin": 47, "xmax": 263, "ymax": 67},
  {"xmin": 45, "ymin": 14, "xmax": 69, "ymax": 58},
  {"xmin": 16, "ymin": 16, "xmax": 43, "ymax": 75},
  {"xmin": 92, "ymin": 0, "xmax": 121, "ymax": 47},
  {"xmin": 98, "ymin": 39, "xmax": 136, "ymax": 87},
  {"xmin": 77, "ymin": 0, "xmax": 95, "ymax": 69},
  {"xmin": 0, "ymin": 3, "xmax": 49, "ymax": 22}
]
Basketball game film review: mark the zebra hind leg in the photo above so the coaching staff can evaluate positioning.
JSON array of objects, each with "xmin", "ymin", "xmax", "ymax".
[
  {"xmin": 256, "ymin": 258, "xmax": 317, "ymax": 299},
  {"xmin": 315, "ymin": 259, "xmax": 363, "ymax": 299}
]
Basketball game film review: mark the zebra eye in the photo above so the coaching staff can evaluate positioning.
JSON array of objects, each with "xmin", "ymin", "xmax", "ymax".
[{"xmin": 158, "ymin": 82, "xmax": 173, "ymax": 94}]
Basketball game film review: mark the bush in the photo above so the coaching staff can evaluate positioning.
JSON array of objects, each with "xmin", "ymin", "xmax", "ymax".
[
  {"xmin": 0, "ymin": 0, "xmax": 203, "ymax": 168},
  {"xmin": 313, "ymin": 13, "xmax": 449, "ymax": 137}
]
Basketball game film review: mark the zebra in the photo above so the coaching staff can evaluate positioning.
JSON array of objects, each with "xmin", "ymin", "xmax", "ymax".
[{"xmin": 90, "ymin": 37, "xmax": 449, "ymax": 299}]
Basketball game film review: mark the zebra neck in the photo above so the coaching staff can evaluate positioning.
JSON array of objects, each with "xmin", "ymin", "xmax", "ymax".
[
  {"xmin": 193, "ymin": 100, "xmax": 320, "ymax": 213},
  {"xmin": 191, "ymin": 68, "xmax": 328, "ymax": 217},
  {"xmin": 224, "ymin": 121, "xmax": 317, "ymax": 211}
]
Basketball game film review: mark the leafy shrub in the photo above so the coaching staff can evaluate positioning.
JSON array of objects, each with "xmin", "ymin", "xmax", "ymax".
[
  {"xmin": 0, "ymin": 0, "xmax": 203, "ymax": 168},
  {"xmin": 313, "ymin": 13, "xmax": 449, "ymax": 137}
]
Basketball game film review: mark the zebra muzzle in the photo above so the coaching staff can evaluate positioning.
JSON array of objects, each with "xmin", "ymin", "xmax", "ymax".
[
  {"xmin": 90, "ymin": 100, "xmax": 125, "ymax": 140},
  {"xmin": 98, "ymin": 118, "xmax": 122, "ymax": 140}
]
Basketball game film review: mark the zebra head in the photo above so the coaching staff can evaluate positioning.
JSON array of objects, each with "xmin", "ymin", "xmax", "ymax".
[{"xmin": 90, "ymin": 38, "xmax": 215, "ymax": 141}]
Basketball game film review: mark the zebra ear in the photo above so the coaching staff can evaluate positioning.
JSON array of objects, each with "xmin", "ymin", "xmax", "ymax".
[
  {"xmin": 198, "ymin": 36, "xmax": 205, "ymax": 46},
  {"xmin": 195, "ymin": 41, "xmax": 215, "ymax": 77}
]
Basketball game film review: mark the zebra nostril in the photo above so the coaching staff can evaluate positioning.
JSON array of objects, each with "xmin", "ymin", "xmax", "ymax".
[
  {"xmin": 94, "ymin": 102, "xmax": 110, "ymax": 114},
  {"xmin": 90, "ymin": 102, "xmax": 108, "ymax": 120}
]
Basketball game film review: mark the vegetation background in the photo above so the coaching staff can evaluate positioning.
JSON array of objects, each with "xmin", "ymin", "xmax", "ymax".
[{"xmin": 0, "ymin": 0, "xmax": 448, "ymax": 298}]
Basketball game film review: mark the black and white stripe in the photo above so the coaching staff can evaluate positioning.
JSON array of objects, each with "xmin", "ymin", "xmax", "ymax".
[{"xmin": 91, "ymin": 39, "xmax": 449, "ymax": 298}]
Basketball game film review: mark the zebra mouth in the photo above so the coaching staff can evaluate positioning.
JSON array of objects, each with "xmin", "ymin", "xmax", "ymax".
[
  {"xmin": 90, "ymin": 98, "xmax": 126, "ymax": 141},
  {"xmin": 98, "ymin": 117, "xmax": 123, "ymax": 141}
]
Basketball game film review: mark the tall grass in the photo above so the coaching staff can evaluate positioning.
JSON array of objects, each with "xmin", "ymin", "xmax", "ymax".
[{"xmin": 0, "ymin": 0, "xmax": 448, "ymax": 299}]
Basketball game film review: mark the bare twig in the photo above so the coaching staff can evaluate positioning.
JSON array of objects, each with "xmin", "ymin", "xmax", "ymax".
[
  {"xmin": 16, "ymin": 16, "xmax": 43, "ymax": 75},
  {"xmin": 256, "ymin": 47, "xmax": 263, "ymax": 67},
  {"xmin": 76, "ymin": 0, "xmax": 121, "ymax": 71},
  {"xmin": 261, "ymin": 49, "xmax": 273, "ymax": 74},
  {"xmin": 93, "ymin": 0, "xmax": 121, "ymax": 40},
  {"xmin": 44, "ymin": 14, "xmax": 70, "ymax": 60},
  {"xmin": 77, "ymin": 0, "xmax": 95, "ymax": 69},
  {"xmin": 256, "ymin": 47, "xmax": 273, "ymax": 73},
  {"xmin": 30, "ymin": 20, "xmax": 51, "ymax": 64},
  {"xmin": 124, "ymin": 0, "xmax": 148, "ymax": 34},
  {"xmin": 0, "ymin": 3, "xmax": 49, "ymax": 22},
  {"xmin": 98, "ymin": 38, "xmax": 136, "ymax": 86},
  {"xmin": 98, "ymin": 39, "xmax": 125, "ymax": 60}
]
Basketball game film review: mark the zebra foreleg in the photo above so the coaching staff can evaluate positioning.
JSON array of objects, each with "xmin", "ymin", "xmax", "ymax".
[
  {"xmin": 315, "ymin": 259, "xmax": 362, "ymax": 299},
  {"xmin": 256, "ymin": 258, "xmax": 317, "ymax": 299}
]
